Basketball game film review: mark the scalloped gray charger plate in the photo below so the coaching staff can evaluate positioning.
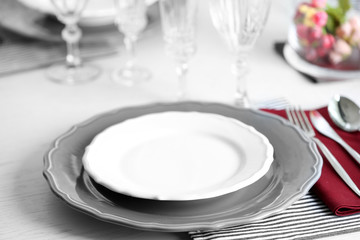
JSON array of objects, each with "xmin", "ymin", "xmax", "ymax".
[{"xmin": 43, "ymin": 102, "xmax": 322, "ymax": 232}]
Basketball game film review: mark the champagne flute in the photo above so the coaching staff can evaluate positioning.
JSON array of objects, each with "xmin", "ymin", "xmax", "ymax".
[
  {"xmin": 47, "ymin": 0, "xmax": 100, "ymax": 85},
  {"xmin": 209, "ymin": 0, "xmax": 271, "ymax": 107},
  {"xmin": 112, "ymin": 0, "xmax": 151, "ymax": 86},
  {"xmin": 159, "ymin": 0, "xmax": 198, "ymax": 100}
]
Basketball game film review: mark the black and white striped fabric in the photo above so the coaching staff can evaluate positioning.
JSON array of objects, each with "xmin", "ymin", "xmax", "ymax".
[{"xmin": 189, "ymin": 193, "xmax": 360, "ymax": 240}]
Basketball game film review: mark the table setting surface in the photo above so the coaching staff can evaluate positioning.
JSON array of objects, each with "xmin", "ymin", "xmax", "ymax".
[{"xmin": 1, "ymin": 0, "xmax": 360, "ymax": 239}]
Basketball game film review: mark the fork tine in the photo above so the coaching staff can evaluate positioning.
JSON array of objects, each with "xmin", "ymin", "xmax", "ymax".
[
  {"xmin": 287, "ymin": 107, "xmax": 315, "ymax": 136},
  {"xmin": 286, "ymin": 107, "xmax": 299, "ymax": 125},
  {"xmin": 292, "ymin": 108, "xmax": 300, "ymax": 127},
  {"xmin": 285, "ymin": 107, "xmax": 294, "ymax": 124},
  {"xmin": 286, "ymin": 107, "xmax": 310, "ymax": 134},
  {"xmin": 286, "ymin": 107, "xmax": 300, "ymax": 127},
  {"xmin": 295, "ymin": 108, "xmax": 308, "ymax": 131},
  {"xmin": 299, "ymin": 108, "xmax": 314, "ymax": 134}
]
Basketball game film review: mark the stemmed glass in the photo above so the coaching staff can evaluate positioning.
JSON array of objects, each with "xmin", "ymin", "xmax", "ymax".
[
  {"xmin": 47, "ymin": 0, "xmax": 100, "ymax": 85},
  {"xmin": 159, "ymin": 0, "xmax": 198, "ymax": 100},
  {"xmin": 112, "ymin": 0, "xmax": 151, "ymax": 86},
  {"xmin": 209, "ymin": 0, "xmax": 271, "ymax": 107}
]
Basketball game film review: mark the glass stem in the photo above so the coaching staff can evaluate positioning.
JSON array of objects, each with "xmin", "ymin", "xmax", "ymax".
[
  {"xmin": 124, "ymin": 36, "xmax": 137, "ymax": 69},
  {"xmin": 176, "ymin": 61, "xmax": 188, "ymax": 101},
  {"xmin": 63, "ymin": 24, "xmax": 82, "ymax": 68},
  {"xmin": 232, "ymin": 53, "xmax": 250, "ymax": 108}
]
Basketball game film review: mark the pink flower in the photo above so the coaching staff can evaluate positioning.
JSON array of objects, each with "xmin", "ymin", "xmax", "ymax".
[
  {"xmin": 336, "ymin": 22, "xmax": 353, "ymax": 39},
  {"xmin": 308, "ymin": 25, "xmax": 323, "ymax": 42},
  {"xmin": 313, "ymin": 11, "xmax": 328, "ymax": 27},
  {"xmin": 316, "ymin": 47, "xmax": 328, "ymax": 57},
  {"xmin": 314, "ymin": 34, "xmax": 334, "ymax": 58},
  {"xmin": 349, "ymin": 16, "xmax": 360, "ymax": 29},
  {"xmin": 329, "ymin": 51, "xmax": 343, "ymax": 64},
  {"xmin": 311, "ymin": 0, "xmax": 327, "ymax": 8},
  {"xmin": 313, "ymin": 34, "xmax": 334, "ymax": 58},
  {"xmin": 350, "ymin": 29, "xmax": 360, "ymax": 46},
  {"xmin": 305, "ymin": 48, "xmax": 317, "ymax": 61},
  {"xmin": 296, "ymin": 24, "xmax": 309, "ymax": 39},
  {"xmin": 333, "ymin": 39, "xmax": 352, "ymax": 56},
  {"xmin": 321, "ymin": 34, "xmax": 335, "ymax": 49},
  {"xmin": 329, "ymin": 39, "xmax": 352, "ymax": 64}
]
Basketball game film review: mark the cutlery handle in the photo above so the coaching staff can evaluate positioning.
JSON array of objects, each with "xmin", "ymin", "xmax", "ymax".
[
  {"xmin": 313, "ymin": 138, "xmax": 360, "ymax": 197},
  {"xmin": 337, "ymin": 139, "xmax": 360, "ymax": 165}
]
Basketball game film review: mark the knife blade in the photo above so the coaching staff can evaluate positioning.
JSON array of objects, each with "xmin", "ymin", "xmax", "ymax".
[{"xmin": 310, "ymin": 110, "xmax": 360, "ymax": 165}]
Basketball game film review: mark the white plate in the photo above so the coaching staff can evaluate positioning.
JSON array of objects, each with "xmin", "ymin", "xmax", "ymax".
[
  {"xmin": 83, "ymin": 111, "xmax": 274, "ymax": 201},
  {"xmin": 18, "ymin": 0, "xmax": 158, "ymax": 26},
  {"xmin": 283, "ymin": 43, "xmax": 360, "ymax": 82},
  {"xmin": 0, "ymin": 0, "xmax": 159, "ymax": 42}
]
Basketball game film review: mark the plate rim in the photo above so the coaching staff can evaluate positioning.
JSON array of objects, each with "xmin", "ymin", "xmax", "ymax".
[
  {"xmin": 283, "ymin": 43, "xmax": 360, "ymax": 82},
  {"xmin": 43, "ymin": 101, "xmax": 323, "ymax": 231},
  {"xmin": 0, "ymin": 0, "xmax": 159, "ymax": 42}
]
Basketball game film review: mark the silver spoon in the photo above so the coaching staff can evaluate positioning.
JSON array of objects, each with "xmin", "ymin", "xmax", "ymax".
[{"xmin": 328, "ymin": 95, "xmax": 360, "ymax": 132}]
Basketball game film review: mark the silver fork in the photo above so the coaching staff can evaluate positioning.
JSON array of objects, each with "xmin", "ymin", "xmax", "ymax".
[{"xmin": 286, "ymin": 107, "xmax": 360, "ymax": 197}]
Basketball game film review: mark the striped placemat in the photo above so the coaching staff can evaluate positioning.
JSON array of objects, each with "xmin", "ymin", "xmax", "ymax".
[{"xmin": 189, "ymin": 193, "xmax": 360, "ymax": 240}]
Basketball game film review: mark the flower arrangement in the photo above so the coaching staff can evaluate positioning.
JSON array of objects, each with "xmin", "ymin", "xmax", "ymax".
[{"xmin": 294, "ymin": 0, "xmax": 360, "ymax": 69}]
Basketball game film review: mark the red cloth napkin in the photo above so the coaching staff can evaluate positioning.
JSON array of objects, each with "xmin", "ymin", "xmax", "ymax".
[{"xmin": 264, "ymin": 107, "xmax": 360, "ymax": 216}]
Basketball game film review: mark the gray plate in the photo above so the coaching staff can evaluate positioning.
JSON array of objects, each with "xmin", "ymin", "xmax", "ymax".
[{"xmin": 43, "ymin": 102, "xmax": 322, "ymax": 232}]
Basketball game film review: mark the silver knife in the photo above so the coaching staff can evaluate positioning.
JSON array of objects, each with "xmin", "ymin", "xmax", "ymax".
[{"xmin": 310, "ymin": 110, "xmax": 360, "ymax": 165}]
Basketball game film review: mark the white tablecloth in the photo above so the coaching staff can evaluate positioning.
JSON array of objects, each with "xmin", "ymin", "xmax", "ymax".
[{"xmin": 1, "ymin": 0, "xmax": 359, "ymax": 239}]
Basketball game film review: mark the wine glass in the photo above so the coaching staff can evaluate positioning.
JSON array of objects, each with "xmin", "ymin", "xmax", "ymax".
[
  {"xmin": 112, "ymin": 0, "xmax": 151, "ymax": 86},
  {"xmin": 159, "ymin": 0, "xmax": 198, "ymax": 100},
  {"xmin": 47, "ymin": 0, "xmax": 100, "ymax": 85},
  {"xmin": 209, "ymin": 0, "xmax": 271, "ymax": 107}
]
